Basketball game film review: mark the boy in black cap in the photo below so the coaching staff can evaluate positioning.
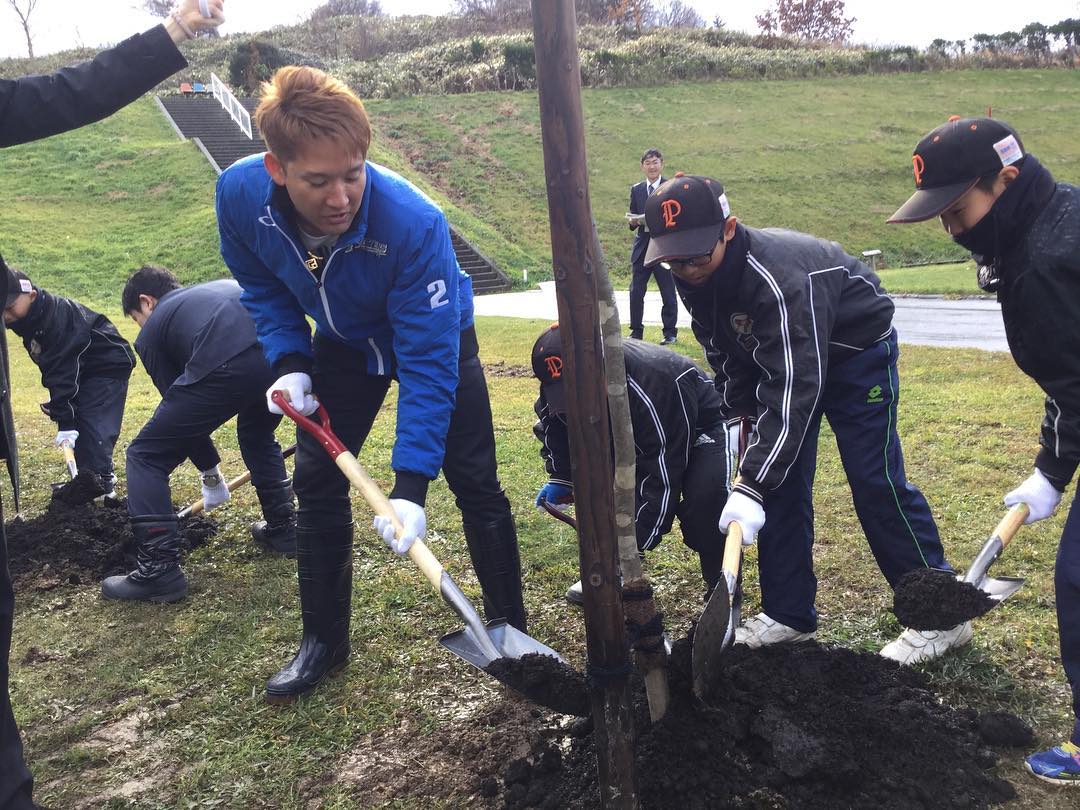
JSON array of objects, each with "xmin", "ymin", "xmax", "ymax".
[
  {"xmin": 644, "ymin": 174, "xmax": 967, "ymax": 663},
  {"xmin": 531, "ymin": 323, "xmax": 732, "ymax": 603},
  {"xmin": 889, "ymin": 116, "xmax": 1080, "ymax": 786},
  {"xmin": 2, "ymin": 262, "xmax": 134, "ymax": 501},
  {"xmin": 101, "ymin": 266, "xmax": 296, "ymax": 603}
]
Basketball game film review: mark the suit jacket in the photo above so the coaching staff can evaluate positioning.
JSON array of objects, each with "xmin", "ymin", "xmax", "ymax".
[{"xmin": 629, "ymin": 176, "xmax": 665, "ymax": 267}]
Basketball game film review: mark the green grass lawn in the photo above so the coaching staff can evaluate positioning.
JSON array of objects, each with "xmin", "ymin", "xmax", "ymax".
[
  {"xmin": 877, "ymin": 261, "xmax": 988, "ymax": 297},
  {"xmin": 5, "ymin": 315, "xmax": 1077, "ymax": 808}
]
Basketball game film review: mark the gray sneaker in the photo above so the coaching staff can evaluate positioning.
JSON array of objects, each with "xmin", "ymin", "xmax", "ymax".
[{"xmin": 566, "ymin": 579, "xmax": 584, "ymax": 606}]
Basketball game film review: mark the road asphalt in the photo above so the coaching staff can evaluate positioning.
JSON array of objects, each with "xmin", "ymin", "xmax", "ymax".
[{"xmin": 472, "ymin": 283, "xmax": 1008, "ymax": 353}]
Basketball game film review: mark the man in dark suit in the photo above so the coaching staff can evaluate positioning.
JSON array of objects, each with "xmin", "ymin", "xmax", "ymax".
[{"xmin": 627, "ymin": 148, "xmax": 678, "ymax": 345}]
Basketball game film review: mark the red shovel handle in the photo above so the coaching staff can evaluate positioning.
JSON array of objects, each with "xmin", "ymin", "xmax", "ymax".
[
  {"xmin": 271, "ymin": 390, "xmax": 347, "ymax": 458},
  {"xmin": 540, "ymin": 498, "xmax": 577, "ymax": 529}
]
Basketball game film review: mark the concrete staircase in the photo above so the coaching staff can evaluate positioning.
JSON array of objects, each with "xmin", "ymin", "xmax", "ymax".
[{"xmin": 156, "ymin": 94, "xmax": 512, "ymax": 293}]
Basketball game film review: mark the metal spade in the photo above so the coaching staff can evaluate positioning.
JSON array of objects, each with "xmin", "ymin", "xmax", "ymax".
[
  {"xmin": 273, "ymin": 391, "xmax": 567, "ymax": 673},
  {"xmin": 959, "ymin": 502, "xmax": 1029, "ymax": 605},
  {"xmin": 692, "ymin": 521, "xmax": 743, "ymax": 702}
]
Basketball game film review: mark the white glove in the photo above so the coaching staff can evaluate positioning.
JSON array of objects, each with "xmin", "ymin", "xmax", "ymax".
[
  {"xmin": 267, "ymin": 372, "xmax": 318, "ymax": 416},
  {"xmin": 200, "ymin": 466, "xmax": 231, "ymax": 511},
  {"xmin": 373, "ymin": 499, "xmax": 426, "ymax": 556},
  {"xmin": 719, "ymin": 491, "xmax": 765, "ymax": 546},
  {"xmin": 1004, "ymin": 469, "xmax": 1062, "ymax": 524},
  {"xmin": 54, "ymin": 430, "xmax": 79, "ymax": 448}
]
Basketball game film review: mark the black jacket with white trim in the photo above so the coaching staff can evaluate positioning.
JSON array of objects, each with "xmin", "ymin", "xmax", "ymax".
[
  {"xmin": 533, "ymin": 340, "xmax": 726, "ymax": 550},
  {"xmin": 987, "ymin": 179, "xmax": 1080, "ymax": 489},
  {"xmin": 675, "ymin": 223, "xmax": 894, "ymax": 501},
  {"xmin": 9, "ymin": 288, "xmax": 135, "ymax": 430}
]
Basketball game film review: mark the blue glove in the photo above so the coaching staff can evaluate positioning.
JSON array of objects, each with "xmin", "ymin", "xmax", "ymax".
[{"xmin": 536, "ymin": 481, "xmax": 574, "ymax": 511}]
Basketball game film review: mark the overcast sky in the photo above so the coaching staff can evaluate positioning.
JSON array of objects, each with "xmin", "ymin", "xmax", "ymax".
[{"xmin": 2, "ymin": 0, "xmax": 1079, "ymax": 60}]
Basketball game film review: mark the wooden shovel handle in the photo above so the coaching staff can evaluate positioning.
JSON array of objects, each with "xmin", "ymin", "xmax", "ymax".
[
  {"xmin": 180, "ymin": 444, "xmax": 296, "ymax": 518},
  {"xmin": 272, "ymin": 391, "xmax": 446, "ymax": 593},
  {"xmin": 995, "ymin": 503, "xmax": 1030, "ymax": 550},
  {"xmin": 722, "ymin": 522, "xmax": 743, "ymax": 574},
  {"xmin": 61, "ymin": 444, "xmax": 76, "ymax": 465}
]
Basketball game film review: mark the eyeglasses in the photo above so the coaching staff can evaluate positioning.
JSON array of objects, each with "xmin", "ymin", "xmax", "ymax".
[{"xmin": 660, "ymin": 253, "xmax": 713, "ymax": 272}]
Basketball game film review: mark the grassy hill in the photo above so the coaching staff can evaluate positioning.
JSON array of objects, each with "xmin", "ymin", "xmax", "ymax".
[
  {"xmin": 364, "ymin": 68, "xmax": 1080, "ymax": 283},
  {"xmin": 4, "ymin": 68, "xmax": 1079, "ymax": 304}
]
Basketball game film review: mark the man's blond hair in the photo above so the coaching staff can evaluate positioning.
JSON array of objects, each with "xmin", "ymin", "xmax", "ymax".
[{"xmin": 255, "ymin": 66, "xmax": 371, "ymax": 163}]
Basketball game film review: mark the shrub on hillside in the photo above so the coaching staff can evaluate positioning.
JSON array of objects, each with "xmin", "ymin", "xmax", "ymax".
[{"xmin": 227, "ymin": 39, "xmax": 327, "ymax": 93}]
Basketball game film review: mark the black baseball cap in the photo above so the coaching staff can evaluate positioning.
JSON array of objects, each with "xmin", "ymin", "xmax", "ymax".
[
  {"xmin": 531, "ymin": 323, "xmax": 566, "ymax": 415},
  {"xmin": 3, "ymin": 264, "xmax": 32, "ymax": 307},
  {"xmin": 888, "ymin": 116, "xmax": 1025, "ymax": 224},
  {"xmin": 644, "ymin": 174, "xmax": 729, "ymax": 267}
]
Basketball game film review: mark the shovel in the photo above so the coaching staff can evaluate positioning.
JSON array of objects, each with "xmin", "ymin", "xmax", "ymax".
[
  {"xmin": 692, "ymin": 521, "xmax": 743, "ymax": 701},
  {"xmin": 692, "ymin": 416, "xmax": 753, "ymax": 701},
  {"xmin": 959, "ymin": 502, "xmax": 1029, "ymax": 604},
  {"xmin": 177, "ymin": 444, "xmax": 297, "ymax": 519},
  {"xmin": 49, "ymin": 442, "xmax": 79, "ymax": 494},
  {"xmin": 272, "ymin": 391, "xmax": 567, "ymax": 672}
]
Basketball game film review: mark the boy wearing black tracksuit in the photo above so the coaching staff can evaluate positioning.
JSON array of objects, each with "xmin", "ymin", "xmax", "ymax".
[
  {"xmin": 531, "ymin": 324, "xmax": 732, "ymax": 602},
  {"xmin": 643, "ymin": 174, "xmax": 965, "ymax": 663},
  {"xmin": 101, "ymin": 267, "xmax": 294, "ymax": 604},
  {"xmin": 889, "ymin": 116, "xmax": 1080, "ymax": 786},
  {"xmin": 2, "ymin": 263, "xmax": 134, "ymax": 499}
]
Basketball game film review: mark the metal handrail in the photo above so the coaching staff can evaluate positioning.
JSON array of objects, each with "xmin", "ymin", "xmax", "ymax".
[{"xmin": 210, "ymin": 72, "xmax": 253, "ymax": 140}]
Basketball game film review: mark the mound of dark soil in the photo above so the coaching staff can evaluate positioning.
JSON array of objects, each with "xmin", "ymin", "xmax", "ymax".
[
  {"xmin": 486, "ymin": 653, "xmax": 589, "ymax": 717},
  {"xmin": 893, "ymin": 568, "xmax": 997, "ymax": 630},
  {"xmin": 51, "ymin": 470, "xmax": 106, "ymax": 505},
  {"xmin": 498, "ymin": 640, "xmax": 1017, "ymax": 809},
  {"xmin": 6, "ymin": 498, "xmax": 216, "ymax": 589},
  {"xmin": 335, "ymin": 638, "xmax": 1025, "ymax": 808}
]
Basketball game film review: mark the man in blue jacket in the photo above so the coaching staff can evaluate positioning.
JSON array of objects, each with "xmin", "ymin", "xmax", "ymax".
[{"xmin": 216, "ymin": 66, "xmax": 526, "ymax": 704}]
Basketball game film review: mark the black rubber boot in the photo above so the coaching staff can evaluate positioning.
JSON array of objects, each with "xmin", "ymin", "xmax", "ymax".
[
  {"xmin": 463, "ymin": 514, "xmax": 527, "ymax": 632},
  {"xmin": 265, "ymin": 524, "xmax": 353, "ymax": 704},
  {"xmin": 251, "ymin": 479, "xmax": 297, "ymax": 557},
  {"xmin": 101, "ymin": 515, "xmax": 188, "ymax": 603}
]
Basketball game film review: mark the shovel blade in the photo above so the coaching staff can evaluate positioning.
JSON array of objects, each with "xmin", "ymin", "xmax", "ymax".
[
  {"xmin": 439, "ymin": 619, "xmax": 567, "ymax": 671},
  {"xmin": 979, "ymin": 575, "xmax": 1025, "ymax": 603},
  {"xmin": 692, "ymin": 577, "xmax": 735, "ymax": 701}
]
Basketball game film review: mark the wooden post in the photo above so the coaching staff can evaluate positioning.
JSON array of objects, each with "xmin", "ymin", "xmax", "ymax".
[{"xmin": 530, "ymin": 2, "xmax": 638, "ymax": 807}]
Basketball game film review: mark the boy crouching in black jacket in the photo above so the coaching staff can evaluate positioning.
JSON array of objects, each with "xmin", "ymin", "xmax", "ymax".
[{"xmin": 2, "ymin": 261, "xmax": 134, "ymax": 500}]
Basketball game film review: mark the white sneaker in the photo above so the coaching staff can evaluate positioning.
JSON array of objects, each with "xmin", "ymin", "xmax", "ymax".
[
  {"xmin": 566, "ymin": 579, "xmax": 584, "ymax": 606},
  {"xmin": 880, "ymin": 621, "xmax": 973, "ymax": 665},
  {"xmin": 734, "ymin": 612, "xmax": 815, "ymax": 648}
]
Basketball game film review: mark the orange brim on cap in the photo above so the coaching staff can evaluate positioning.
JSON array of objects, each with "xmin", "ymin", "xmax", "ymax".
[
  {"xmin": 644, "ymin": 225, "xmax": 722, "ymax": 267},
  {"xmin": 887, "ymin": 179, "xmax": 979, "ymax": 224}
]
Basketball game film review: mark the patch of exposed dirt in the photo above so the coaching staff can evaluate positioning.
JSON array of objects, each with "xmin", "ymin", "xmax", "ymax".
[
  {"xmin": 332, "ymin": 639, "xmax": 1022, "ymax": 809},
  {"xmin": 484, "ymin": 361, "xmax": 533, "ymax": 379},
  {"xmin": 893, "ymin": 567, "xmax": 998, "ymax": 630},
  {"xmin": 6, "ymin": 498, "xmax": 217, "ymax": 589}
]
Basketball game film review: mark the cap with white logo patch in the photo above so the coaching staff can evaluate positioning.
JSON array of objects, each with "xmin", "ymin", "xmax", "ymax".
[{"xmin": 888, "ymin": 116, "xmax": 1026, "ymax": 224}]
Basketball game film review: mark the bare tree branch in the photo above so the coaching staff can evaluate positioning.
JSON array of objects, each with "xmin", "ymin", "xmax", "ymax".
[{"xmin": 6, "ymin": 0, "xmax": 39, "ymax": 58}]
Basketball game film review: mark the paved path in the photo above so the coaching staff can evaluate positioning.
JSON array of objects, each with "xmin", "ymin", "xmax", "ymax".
[{"xmin": 473, "ymin": 283, "xmax": 1008, "ymax": 352}]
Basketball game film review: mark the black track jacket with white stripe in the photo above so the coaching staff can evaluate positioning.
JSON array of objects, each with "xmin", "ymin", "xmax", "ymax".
[
  {"xmin": 675, "ymin": 223, "xmax": 894, "ymax": 503},
  {"xmin": 9, "ymin": 289, "xmax": 135, "ymax": 430},
  {"xmin": 988, "ymin": 178, "xmax": 1080, "ymax": 489},
  {"xmin": 533, "ymin": 340, "xmax": 726, "ymax": 551}
]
